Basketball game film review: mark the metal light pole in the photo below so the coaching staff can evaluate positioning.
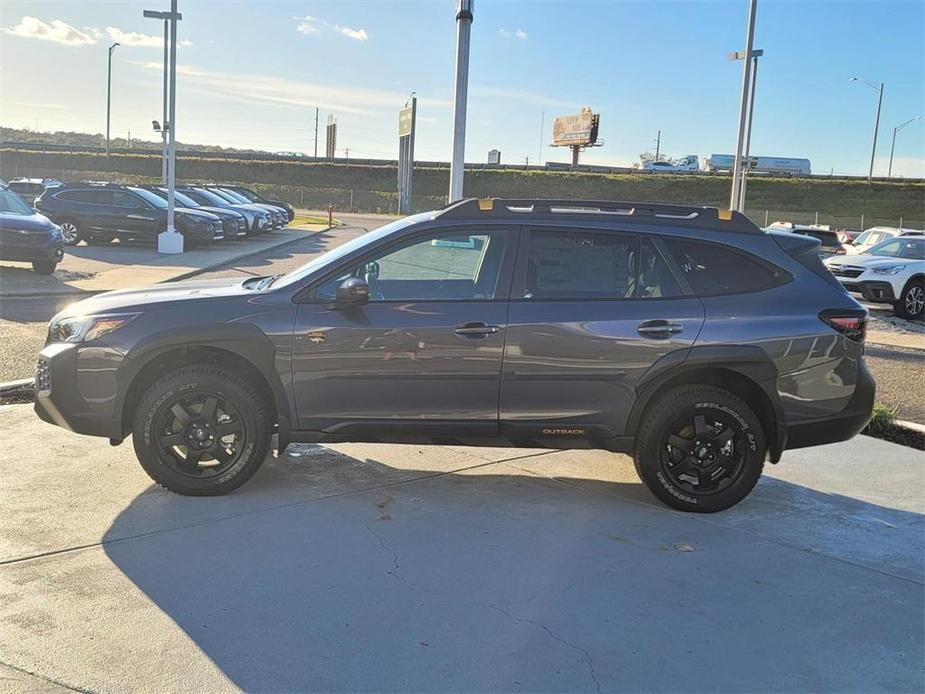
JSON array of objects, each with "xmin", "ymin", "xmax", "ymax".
[
  {"xmin": 654, "ymin": 130, "xmax": 661, "ymax": 161},
  {"xmin": 145, "ymin": 9, "xmax": 182, "ymax": 189},
  {"xmin": 105, "ymin": 42, "xmax": 119, "ymax": 155},
  {"xmin": 730, "ymin": 48, "xmax": 763, "ymax": 209},
  {"xmin": 729, "ymin": 0, "xmax": 757, "ymax": 211},
  {"xmin": 850, "ymin": 77, "xmax": 884, "ymax": 180},
  {"xmin": 448, "ymin": 0, "xmax": 473, "ymax": 203},
  {"xmin": 888, "ymin": 115, "xmax": 921, "ymax": 178}
]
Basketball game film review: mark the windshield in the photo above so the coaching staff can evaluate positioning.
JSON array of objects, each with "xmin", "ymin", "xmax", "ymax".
[
  {"xmin": 0, "ymin": 189, "xmax": 34, "ymax": 215},
  {"xmin": 869, "ymin": 238, "xmax": 925, "ymax": 260},
  {"xmin": 272, "ymin": 213, "xmax": 434, "ymax": 289},
  {"xmin": 127, "ymin": 187, "xmax": 168, "ymax": 208},
  {"xmin": 232, "ymin": 188, "xmax": 259, "ymax": 202},
  {"xmin": 217, "ymin": 188, "xmax": 250, "ymax": 203},
  {"xmin": 207, "ymin": 188, "xmax": 240, "ymax": 204},
  {"xmin": 190, "ymin": 188, "xmax": 232, "ymax": 206},
  {"xmin": 153, "ymin": 188, "xmax": 201, "ymax": 208}
]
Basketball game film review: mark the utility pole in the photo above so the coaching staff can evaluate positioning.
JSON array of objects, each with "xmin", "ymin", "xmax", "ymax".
[
  {"xmin": 538, "ymin": 110, "xmax": 544, "ymax": 165},
  {"xmin": 448, "ymin": 0, "xmax": 473, "ymax": 202},
  {"xmin": 655, "ymin": 130, "xmax": 661, "ymax": 161},
  {"xmin": 314, "ymin": 107, "xmax": 319, "ymax": 158},
  {"xmin": 729, "ymin": 0, "xmax": 757, "ymax": 211},
  {"xmin": 161, "ymin": 18, "xmax": 168, "ymax": 182},
  {"xmin": 105, "ymin": 42, "xmax": 119, "ymax": 155}
]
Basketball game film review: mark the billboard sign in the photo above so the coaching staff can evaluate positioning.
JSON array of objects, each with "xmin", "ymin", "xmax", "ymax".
[
  {"xmin": 488, "ymin": 149, "xmax": 501, "ymax": 165},
  {"xmin": 551, "ymin": 107, "xmax": 600, "ymax": 147}
]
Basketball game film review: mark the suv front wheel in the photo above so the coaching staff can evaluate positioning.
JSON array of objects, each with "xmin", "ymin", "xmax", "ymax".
[
  {"xmin": 132, "ymin": 365, "xmax": 273, "ymax": 495},
  {"xmin": 894, "ymin": 276, "xmax": 924, "ymax": 321},
  {"xmin": 634, "ymin": 386, "xmax": 766, "ymax": 512}
]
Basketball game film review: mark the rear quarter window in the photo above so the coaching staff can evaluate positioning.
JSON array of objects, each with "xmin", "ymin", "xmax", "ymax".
[{"xmin": 663, "ymin": 238, "xmax": 788, "ymax": 296}]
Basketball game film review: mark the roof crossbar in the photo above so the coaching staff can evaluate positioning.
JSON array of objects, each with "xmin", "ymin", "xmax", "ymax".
[{"xmin": 439, "ymin": 198, "xmax": 761, "ymax": 234}]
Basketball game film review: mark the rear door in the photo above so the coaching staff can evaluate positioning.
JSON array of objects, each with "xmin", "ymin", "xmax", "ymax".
[{"xmin": 499, "ymin": 228, "xmax": 704, "ymax": 440}]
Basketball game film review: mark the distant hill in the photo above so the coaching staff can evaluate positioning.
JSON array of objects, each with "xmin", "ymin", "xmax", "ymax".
[{"xmin": 0, "ymin": 126, "xmax": 271, "ymax": 155}]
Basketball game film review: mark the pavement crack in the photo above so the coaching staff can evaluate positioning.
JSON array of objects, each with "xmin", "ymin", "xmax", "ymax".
[
  {"xmin": 0, "ymin": 658, "xmax": 95, "ymax": 693},
  {"xmin": 486, "ymin": 604, "xmax": 602, "ymax": 693},
  {"xmin": 365, "ymin": 522, "xmax": 418, "ymax": 593}
]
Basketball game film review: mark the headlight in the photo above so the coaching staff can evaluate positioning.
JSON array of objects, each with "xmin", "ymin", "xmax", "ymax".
[
  {"xmin": 48, "ymin": 312, "xmax": 140, "ymax": 343},
  {"xmin": 871, "ymin": 265, "xmax": 906, "ymax": 275}
]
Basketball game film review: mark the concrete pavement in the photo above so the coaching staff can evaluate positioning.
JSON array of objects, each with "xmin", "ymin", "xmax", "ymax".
[{"xmin": 0, "ymin": 402, "xmax": 921, "ymax": 692}]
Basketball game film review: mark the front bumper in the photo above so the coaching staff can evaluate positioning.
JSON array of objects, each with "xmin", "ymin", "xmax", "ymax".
[
  {"xmin": 835, "ymin": 276, "xmax": 899, "ymax": 304},
  {"xmin": 0, "ymin": 238, "xmax": 64, "ymax": 263},
  {"xmin": 34, "ymin": 342, "xmax": 123, "ymax": 439},
  {"xmin": 784, "ymin": 359, "xmax": 875, "ymax": 451}
]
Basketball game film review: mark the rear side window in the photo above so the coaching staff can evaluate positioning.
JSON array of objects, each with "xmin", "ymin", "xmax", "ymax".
[
  {"xmin": 55, "ymin": 189, "xmax": 111, "ymax": 204},
  {"xmin": 663, "ymin": 238, "xmax": 786, "ymax": 295},
  {"xmin": 525, "ymin": 230, "xmax": 635, "ymax": 299}
]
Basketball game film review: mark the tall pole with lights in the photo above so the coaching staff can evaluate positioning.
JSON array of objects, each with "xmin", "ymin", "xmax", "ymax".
[
  {"xmin": 850, "ymin": 77, "xmax": 884, "ymax": 181},
  {"xmin": 105, "ymin": 42, "xmax": 119, "ymax": 155},
  {"xmin": 449, "ymin": 0, "xmax": 473, "ymax": 203},
  {"xmin": 888, "ymin": 115, "xmax": 920, "ymax": 178},
  {"xmin": 729, "ymin": 0, "xmax": 757, "ymax": 212}
]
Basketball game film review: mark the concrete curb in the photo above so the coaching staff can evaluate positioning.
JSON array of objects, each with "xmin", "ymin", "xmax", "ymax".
[
  {"xmin": 3, "ymin": 225, "xmax": 330, "ymax": 299},
  {"xmin": 867, "ymin": 330, "xmax": 925, "ymax": 352},
  {"xmin": 0, "ymin": 378, "xmax": 34, "ymax": 393}
]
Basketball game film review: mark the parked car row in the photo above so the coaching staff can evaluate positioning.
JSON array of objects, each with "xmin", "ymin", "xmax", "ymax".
[
  {"xmin": 33, "ymin": 182, "xmax": 294, "ymax": 247},
  {"xmin": 765, "ymin": 221, "xmax": 923, "ymax": 261}
]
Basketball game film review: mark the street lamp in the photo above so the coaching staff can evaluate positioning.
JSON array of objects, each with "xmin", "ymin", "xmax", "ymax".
[
  {"xmin": 888, "ymin": 115, "xmax": 921, "ymax": 178},
  {"xmin": 105, "ymin": 42, "xmax": 119, "ymax": 155},
  {"xmin": 144, "ymin": 8, "xmax": 181, "ymax": 184},
  {"xmin": 850, "ymin": 77, "xmax": 884, "ymax": 181},
  {"xmin": 729, "ymin": 47, "xmax": 763, "ymax": 211},
  {"xmin": 729, "ymin": 0, "xmax": 758, "ymax": 212},
  {"xmin": 448, "ymin": 0, "xmax": 473, "ymax": 203}
]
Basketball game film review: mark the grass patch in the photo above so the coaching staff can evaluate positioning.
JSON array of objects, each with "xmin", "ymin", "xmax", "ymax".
[
  {"xmin": 292, "ymin": 215, "xmax": 335, "ymax": 226},
  {"xmin": 863, "ymin": 402, "xmax": 924, "ymax": 449}
]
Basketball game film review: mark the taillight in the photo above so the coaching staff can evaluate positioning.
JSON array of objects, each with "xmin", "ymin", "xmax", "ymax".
[{"xmin": 819, "ymin": 310, "xmax": 867, "ymax": 342}]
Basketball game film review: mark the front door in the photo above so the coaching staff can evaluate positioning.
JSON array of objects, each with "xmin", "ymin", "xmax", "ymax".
[
  {"xmin": 291, "ymin": 226, "xmax": 515, "ymax": 436},
  {"xmin": 499, "ymin": 228, "xmax": 704, "ymax": 440}
]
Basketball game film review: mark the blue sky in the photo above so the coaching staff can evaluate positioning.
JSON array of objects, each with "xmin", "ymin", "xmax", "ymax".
[{"xmin": 1, "ymin": 0, "xmax": 923, "ymax": 176}]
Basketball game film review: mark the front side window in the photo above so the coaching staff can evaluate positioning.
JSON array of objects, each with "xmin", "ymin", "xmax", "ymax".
[
  {"xmin": 313, "ymin": 230, "xmax": 508, "ymax": 302},
  {"xmin": 524, "ymin": 229, "xmax": 635, "ymax": 299},
  {"xmin": 663, "ymin": 238, "xmax": 786, "ymax": 295}
]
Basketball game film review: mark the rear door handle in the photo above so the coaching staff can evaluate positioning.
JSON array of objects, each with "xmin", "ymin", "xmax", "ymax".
[
  {"xmin": 454, "ymin": 322, "xmax": 501, "ymax": 338},
  {"xmin": 637, "ymin": 320, "xmax": 683, "ymax": 338}
]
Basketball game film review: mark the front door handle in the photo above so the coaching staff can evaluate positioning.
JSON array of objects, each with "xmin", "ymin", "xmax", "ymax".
[
  {"xmin": 637, "ymin": 320, "xmax": 684, "ymax": 338},
  {"xmin": 454, "ymin": 322, "xmax": 501, "ymax": 338}
]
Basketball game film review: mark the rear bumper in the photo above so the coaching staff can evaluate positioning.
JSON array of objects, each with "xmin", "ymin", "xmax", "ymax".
[{"xmin": 784, "ymin": 359, "xmax": 875, "ymax": 450}]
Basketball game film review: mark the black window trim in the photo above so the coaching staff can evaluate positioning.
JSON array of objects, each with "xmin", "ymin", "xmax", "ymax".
[{"xmin": 292, "ymin": 223, "xmax": 520, "ymax": 305}]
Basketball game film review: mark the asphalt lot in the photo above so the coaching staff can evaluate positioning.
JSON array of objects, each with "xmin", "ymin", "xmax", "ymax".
[
  {"xmin": 0, "ymin": 402, "xmax": 922, "ymax": 693},
  {"xmin": 2, "ymin": 210, "xmax": 922, "ymax": 423}
]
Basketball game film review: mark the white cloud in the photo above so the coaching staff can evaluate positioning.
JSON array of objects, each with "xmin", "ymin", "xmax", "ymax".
[
  {"xmin": 332, "ymin": 24, "xmax": 368, "ymax": 41},
  {"xmin": 499, "ymin": 28, "xmax": 527, "ymax": 40},
  {"xmin": 295, "ymin": 15, "xmax": 319, "ymax": 34},
  {"xmin": 1, "ymin": 16, "xmax": 97, "ymax": 46},
  {"xmin": 106, "ymin": 26, "xmax": 192, "ymax": 48},
  {"xmin": 130, "ymin": 61, "xmax": 442, "ymax": 115},
  {"xmin": 294, "ymin": 15, "xmax": 368, "ymax": 41}
]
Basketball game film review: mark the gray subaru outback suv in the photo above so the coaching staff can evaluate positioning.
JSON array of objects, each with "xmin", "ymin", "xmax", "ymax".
[{"xmin": 34, "ymin": 199, "xmax": 874, "ymax": 512}]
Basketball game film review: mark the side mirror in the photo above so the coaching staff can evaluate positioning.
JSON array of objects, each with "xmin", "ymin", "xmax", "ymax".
[{"xmin": 335, "ymin": 277, "xmax": 369, "ymax": 306}]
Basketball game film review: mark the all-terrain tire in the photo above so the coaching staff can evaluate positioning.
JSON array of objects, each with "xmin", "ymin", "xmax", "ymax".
[
  {"xmin": 32, "ymin": 260, "xmax": 58, "ymax": 275},
  {"xmin": 633, "ymin": 385, "xmax": 766, "ymax": 513},
  {"xmin": 132, "ymin": 365, "xmax": 273, "ymax": 495}
]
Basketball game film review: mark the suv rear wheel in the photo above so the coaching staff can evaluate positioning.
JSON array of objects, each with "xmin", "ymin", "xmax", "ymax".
[
  {"xmin": 634, "ymin": 386, "xmax": 766, "ymax": 512},
  {"xmin": 132, "ymin": 365, "xmax": 272, "ymax": 495},
  {"xmin": 58, "ymin": 219, "xmax": 83, "ymax": 246},
  {"xmin": 32, "ymin": 259, "xmax": 58, "ymax": 275}
]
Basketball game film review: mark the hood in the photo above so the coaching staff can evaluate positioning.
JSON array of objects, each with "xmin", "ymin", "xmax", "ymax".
[
  {"xmin": 0, "ymin": 209, "xmax": 58, "ymax": 231},
  {"xmin": 176, "ymin": 207, "xmax": 220, "ymax": 222},
  {"xmin": 229, "ymin": 203, "xmax": 270, "ymax": 217},
  {"xmin": 827, "ymin": 254, "xmax": 915, "ymax": 268},
  {"xmin": 198, "ymin": 206, "xmax": 243, "ymax": 220},
  {"xmin": 53, "ymin": 277, "xmax": 251, "ymax": 318}
]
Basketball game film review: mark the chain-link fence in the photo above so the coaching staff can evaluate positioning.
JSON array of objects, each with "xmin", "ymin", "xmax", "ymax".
[{"xmin": 745, "ymin": 208, "xmax": 923, "ymax": 231}]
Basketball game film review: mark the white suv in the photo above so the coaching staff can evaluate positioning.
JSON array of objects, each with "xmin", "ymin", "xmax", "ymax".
[
  {"xmin": 825, "ymin": 235, "xmax": 925, "ymax": 320},
  {"xmin": 846, "ymin": 226, "xmax": 923, "ymax": 255}
]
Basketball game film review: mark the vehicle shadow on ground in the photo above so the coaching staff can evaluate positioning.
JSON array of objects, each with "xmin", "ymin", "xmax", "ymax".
[{"xmin": 101, "ymin": 445, "xmax": 924, "ymax": 692}]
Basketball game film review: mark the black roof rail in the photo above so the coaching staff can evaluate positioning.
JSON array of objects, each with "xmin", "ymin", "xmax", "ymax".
[{"xmin": 438, "ymin": 198, "xmax": 761, "ymax": 234}]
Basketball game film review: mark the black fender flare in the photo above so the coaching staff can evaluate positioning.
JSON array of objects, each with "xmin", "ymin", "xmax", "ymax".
[
  {"xmin": 115, "ymin": 322, "xmax": 292, "ymax": 446},
  {"xmin": 626, "ymin": 344, "xmax": 787, "ymax": 462}
]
